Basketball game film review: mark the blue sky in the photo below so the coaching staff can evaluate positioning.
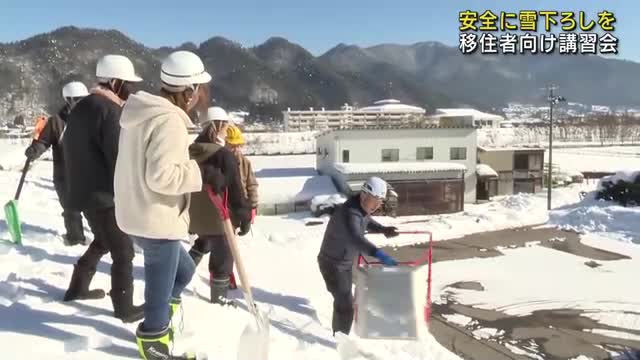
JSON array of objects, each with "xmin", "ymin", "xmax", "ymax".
[{"xmin": 1, "ymin": 0, "xmax": 636, "ymax": 61}]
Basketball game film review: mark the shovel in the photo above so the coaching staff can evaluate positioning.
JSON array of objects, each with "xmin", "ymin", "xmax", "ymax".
[
  {"xmin": 206, "ymin": 186, "xmax": 270, "ymax": 360},
  {"xmin": 4, "ymin": 158, "xmax": 32, "ymax": 246}
]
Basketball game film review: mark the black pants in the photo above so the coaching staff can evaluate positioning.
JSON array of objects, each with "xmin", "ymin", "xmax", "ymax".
[
  {"xmin": 76, "ymin": 207, "xmax": 134, "ymax": 294},
  {"xmin": 191, "ymin": 235, "xmax": 234, "ymax": 279},
  {"xmin": 318, "ymin": 258, "xmax": 354, "ymax": 335},
  {"xmin": 54, "ymin": 179, "xmax": 85, "ymax": 242}
]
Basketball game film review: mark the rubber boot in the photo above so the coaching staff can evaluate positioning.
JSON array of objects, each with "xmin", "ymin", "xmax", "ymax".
[
  {"xmin": 111, "ymin": 289, "xmax": 145, "ymax": 323},
  {"xmin": 210, "ymin": 276, "xmax": 236, "ymax": 307},
  {"xmin": 136, "ymin": 324, "xmax": 171, "ymax": 360},
  {"xmin": 169, "ymin": 297, "xmax": 181, "ymax": 320},
  {"xmin": 168, "ymin": 297, "xmax": 182, "ymax": 337},
  {"xmin": 63, "ymin": 265, "xmax": 106, "ymax": 301}
]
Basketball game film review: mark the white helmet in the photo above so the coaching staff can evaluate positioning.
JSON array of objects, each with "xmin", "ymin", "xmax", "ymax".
[
  {"xmin": 207, "ymin": 106, "xmax": 230, "ymax": 122},
  {"xmin": 361, "ymin": 177, "xmax": 387, "ymax": 199},
  {"xmin": 161, "ymin": 51, "xmax": 211, "ymax": 91},
  {"xmin": 96, "ymin": 54, "xmax": 143, "ymax": 82},
  {"xmin": 62, "ymin": 81, "xmax": 89, "ymax": 99}
]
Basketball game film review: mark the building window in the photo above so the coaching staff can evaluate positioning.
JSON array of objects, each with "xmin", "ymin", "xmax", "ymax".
[
  {"xmin": 342, "ymin": 150, "xmax": 350, "ymax": 163},
  {"xmin": 381, "ymin": 149, "xmax": 399, "ymax": 162},
  {"xmin": 529, "ymin": 153, "xmax": 543, "ymax": 171},
  {"xmin": 514, "ymin": 154, "xmax": 529, "ymax": 170},
  {"xmin": 416, "ymin": 147, "xmax": 434, "ymax": 160},
  {"xmin": 450, "ymin": 147, "xmax": 467, "ymax": 160}
]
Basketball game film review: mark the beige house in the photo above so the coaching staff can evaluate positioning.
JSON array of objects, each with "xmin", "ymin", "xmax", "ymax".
[{"xmin": 477, "ymin": 147, "xmax": 546, "ymax": 198}]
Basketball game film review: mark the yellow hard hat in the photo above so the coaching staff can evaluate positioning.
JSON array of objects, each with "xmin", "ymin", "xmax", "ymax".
[{"xmin": 226, "ymin": 125, "xmax": 245, "ymax": 145}]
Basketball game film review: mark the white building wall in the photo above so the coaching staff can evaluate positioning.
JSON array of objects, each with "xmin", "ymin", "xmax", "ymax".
[
  {"xmin": 317, "ymin": 128, "xmax": 477, "ymax": 203},
  {"xmin": 315, "ymin": 133, "xmax": 338, "ymax": 175}
]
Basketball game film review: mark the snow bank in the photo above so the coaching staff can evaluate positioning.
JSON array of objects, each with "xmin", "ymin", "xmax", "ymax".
[
  {"xmin": 549, "ymin": 196, "xmax": 640, "ymax": 243},
  {"xmin": 598, "ymin": 171, "xmax": 640, "ymax": 190},
  {"xmin": 371, "ymin": 184, "xmax": 593, "ymax": 247}
]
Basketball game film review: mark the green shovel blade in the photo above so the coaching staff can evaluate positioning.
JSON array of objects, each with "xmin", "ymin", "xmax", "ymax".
[{"xmin": 3, "ymin": 200, "xmax": 22, "ymax": 246}]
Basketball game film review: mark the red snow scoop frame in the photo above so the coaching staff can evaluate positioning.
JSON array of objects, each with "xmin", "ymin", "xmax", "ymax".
[{"xmin": 356, "ymin": 230, "xmax": 433, "ymax": 325}]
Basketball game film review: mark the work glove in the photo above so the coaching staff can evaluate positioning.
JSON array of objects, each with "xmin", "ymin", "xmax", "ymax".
[
  {"xmin": 24, "ymin": 144, "xmax": 40, "ymax": 161},
  {"xmin": 234, "ymin": 207, "xmax": 252, "ymax": 236},
  {"xmin": 382, "ymin": 226, "xmax": 399, "ymax": 238},
  {"xmin": 374, "ymin": 249, "xmax": 398, "ymax": 266},
  {"xmin": 201, "ymin": 165, "xmax": 225, "ymax": 194},
  {"xmin": 238, "ymin": 221, "xmax": 251, "ymax": 236}
]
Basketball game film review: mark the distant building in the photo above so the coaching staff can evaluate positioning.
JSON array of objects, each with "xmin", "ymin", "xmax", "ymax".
[
  {"xmin": 477, "ymin": 146, "xmax": 546, "ymax": 196},
  {"xmin": 283, "ymin": 99, "xmax": 426, "ymax": 132},
  {"xmin": 315, "ymin": 125, "xmax": 477, "ymax": 215},
  {"xmin": 432, "ymin": 108, "xmax": 503, "ymax": 128}
]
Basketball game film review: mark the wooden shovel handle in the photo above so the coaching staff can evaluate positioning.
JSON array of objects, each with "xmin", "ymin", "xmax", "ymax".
[{"xmin": 206, "ymin": 186, "xmax": 258, "ymax": 312}]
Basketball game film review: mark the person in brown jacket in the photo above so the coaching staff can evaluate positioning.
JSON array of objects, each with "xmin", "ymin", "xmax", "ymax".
[
  {"xmin": 188, "ymin": 107, "xmax": 252, "ymax": 306},
  {"xmin": 225, "ymin": 125, "xmax": 259, "ymax": 222}
]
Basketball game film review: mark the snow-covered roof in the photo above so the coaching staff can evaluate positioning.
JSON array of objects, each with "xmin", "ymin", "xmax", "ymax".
[
  {"xmin": 478, "ymin": 146, "xmax": 545, "ymax": 152},
  {"xmin": 334, "ymin": 162, "xmax": 467, "ymax": 175},
  {"xmin": 436, "ymin": 108, "xmax": 504, "ymax": 121},
  {"xmin": 257, "ymin": 175, "xmax": 338, "ymax": 204},
  {"xmin": 358, "ymin": 99, "xmax": 426, "ymax": 114},
  {"xmin": 476, "ymin": 164, "xmax": 499, "ymax": 178}
]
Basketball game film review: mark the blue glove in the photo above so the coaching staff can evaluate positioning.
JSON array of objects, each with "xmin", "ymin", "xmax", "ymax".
[{"xmin": 374, "ymin": 249, "xmax": 398, "ymax": 266}]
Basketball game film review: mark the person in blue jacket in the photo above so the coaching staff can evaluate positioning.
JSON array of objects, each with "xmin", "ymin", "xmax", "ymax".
[{"xmin": 317, "ymin": 176, "xmax": 399, "ymax": 335}]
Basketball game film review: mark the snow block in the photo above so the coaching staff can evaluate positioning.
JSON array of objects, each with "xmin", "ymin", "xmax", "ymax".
[
  {"xmin": 0, "ymin": 281, "xmax": 25, "ymax": 307},
  {"xmin": 64, "ymin": 334, "xmax": 112, "ymax": 353},
  {"xmin": 354, "ymin": 265, "xmax": 430, "ymax": 340}
]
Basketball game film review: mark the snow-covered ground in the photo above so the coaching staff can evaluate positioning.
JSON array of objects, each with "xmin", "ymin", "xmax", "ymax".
[
  {"xmin": 2, "ymin": 140, "xmax": 640, "ymax": 359},
  {"xmin": 548, "ymin": 146, "xmax": 640, "ymax": 174}
]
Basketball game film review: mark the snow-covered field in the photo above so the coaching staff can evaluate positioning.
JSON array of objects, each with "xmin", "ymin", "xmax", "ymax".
[
  {"xmin": 2, "ymin": 139, "xmax": 640, "ymax": 359},
  {"xmin": 548, "ymin": 146, "xmax": 640, "ymax": 174}
]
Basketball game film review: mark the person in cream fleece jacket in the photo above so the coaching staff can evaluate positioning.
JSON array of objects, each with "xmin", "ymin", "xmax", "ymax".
[{"xmin": 114, "ymin": 51, "xmax": 216, "ymax": 359}]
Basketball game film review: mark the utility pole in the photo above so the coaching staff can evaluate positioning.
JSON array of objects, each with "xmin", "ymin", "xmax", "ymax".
[{"xmin": 545, "ymin": 85, "xmax": 565, "ymax": 210}]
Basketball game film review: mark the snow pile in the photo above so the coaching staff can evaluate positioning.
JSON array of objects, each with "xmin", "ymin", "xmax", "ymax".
[
  {"xmin": 476, "ymin": 164, "xmax": 498, "ymax": 177},
  {"xmin": 243, "ymin": 131, "xmax": 317, "ymax": 155},
  {"xmin": 371, "ymin": 184, "xmax": 593, "ymax": 247},
  {"xmin": 334, "ymin": 162, "xmax": 466, "ymax": 175},
  {"xmin": 549, "ymin": 197, "xmax": 640, "ymax": 243},
  {"xmin": 598, "ymin": 171, "xmax": 640, "ymax": 190}
]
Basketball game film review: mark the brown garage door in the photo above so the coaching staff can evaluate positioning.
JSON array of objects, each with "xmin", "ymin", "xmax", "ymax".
[{"xmin": 389, "ymin": 180, "xmax": 464, "ymax": 216}]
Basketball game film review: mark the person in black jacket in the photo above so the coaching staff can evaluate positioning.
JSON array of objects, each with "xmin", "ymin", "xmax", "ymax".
[
  {"xmin": 187, "ymin": 107, "xmax": 252, "ymax": 305},
  {"xmin": 24, "ymin": 81, "xmax": 89, "ymax": 246},
  {"xmin": 318, "ymin": 176, "xmax": 399, "ymax": 336},
  {"xmin": 62, "ymin": 55, "xmax": 145, "ymax": 323}
]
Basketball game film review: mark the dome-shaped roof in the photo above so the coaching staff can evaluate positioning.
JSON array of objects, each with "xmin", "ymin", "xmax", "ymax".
[{"xmin": 359, "ymin": 99, "xmax": 425, "ymax": 114}]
